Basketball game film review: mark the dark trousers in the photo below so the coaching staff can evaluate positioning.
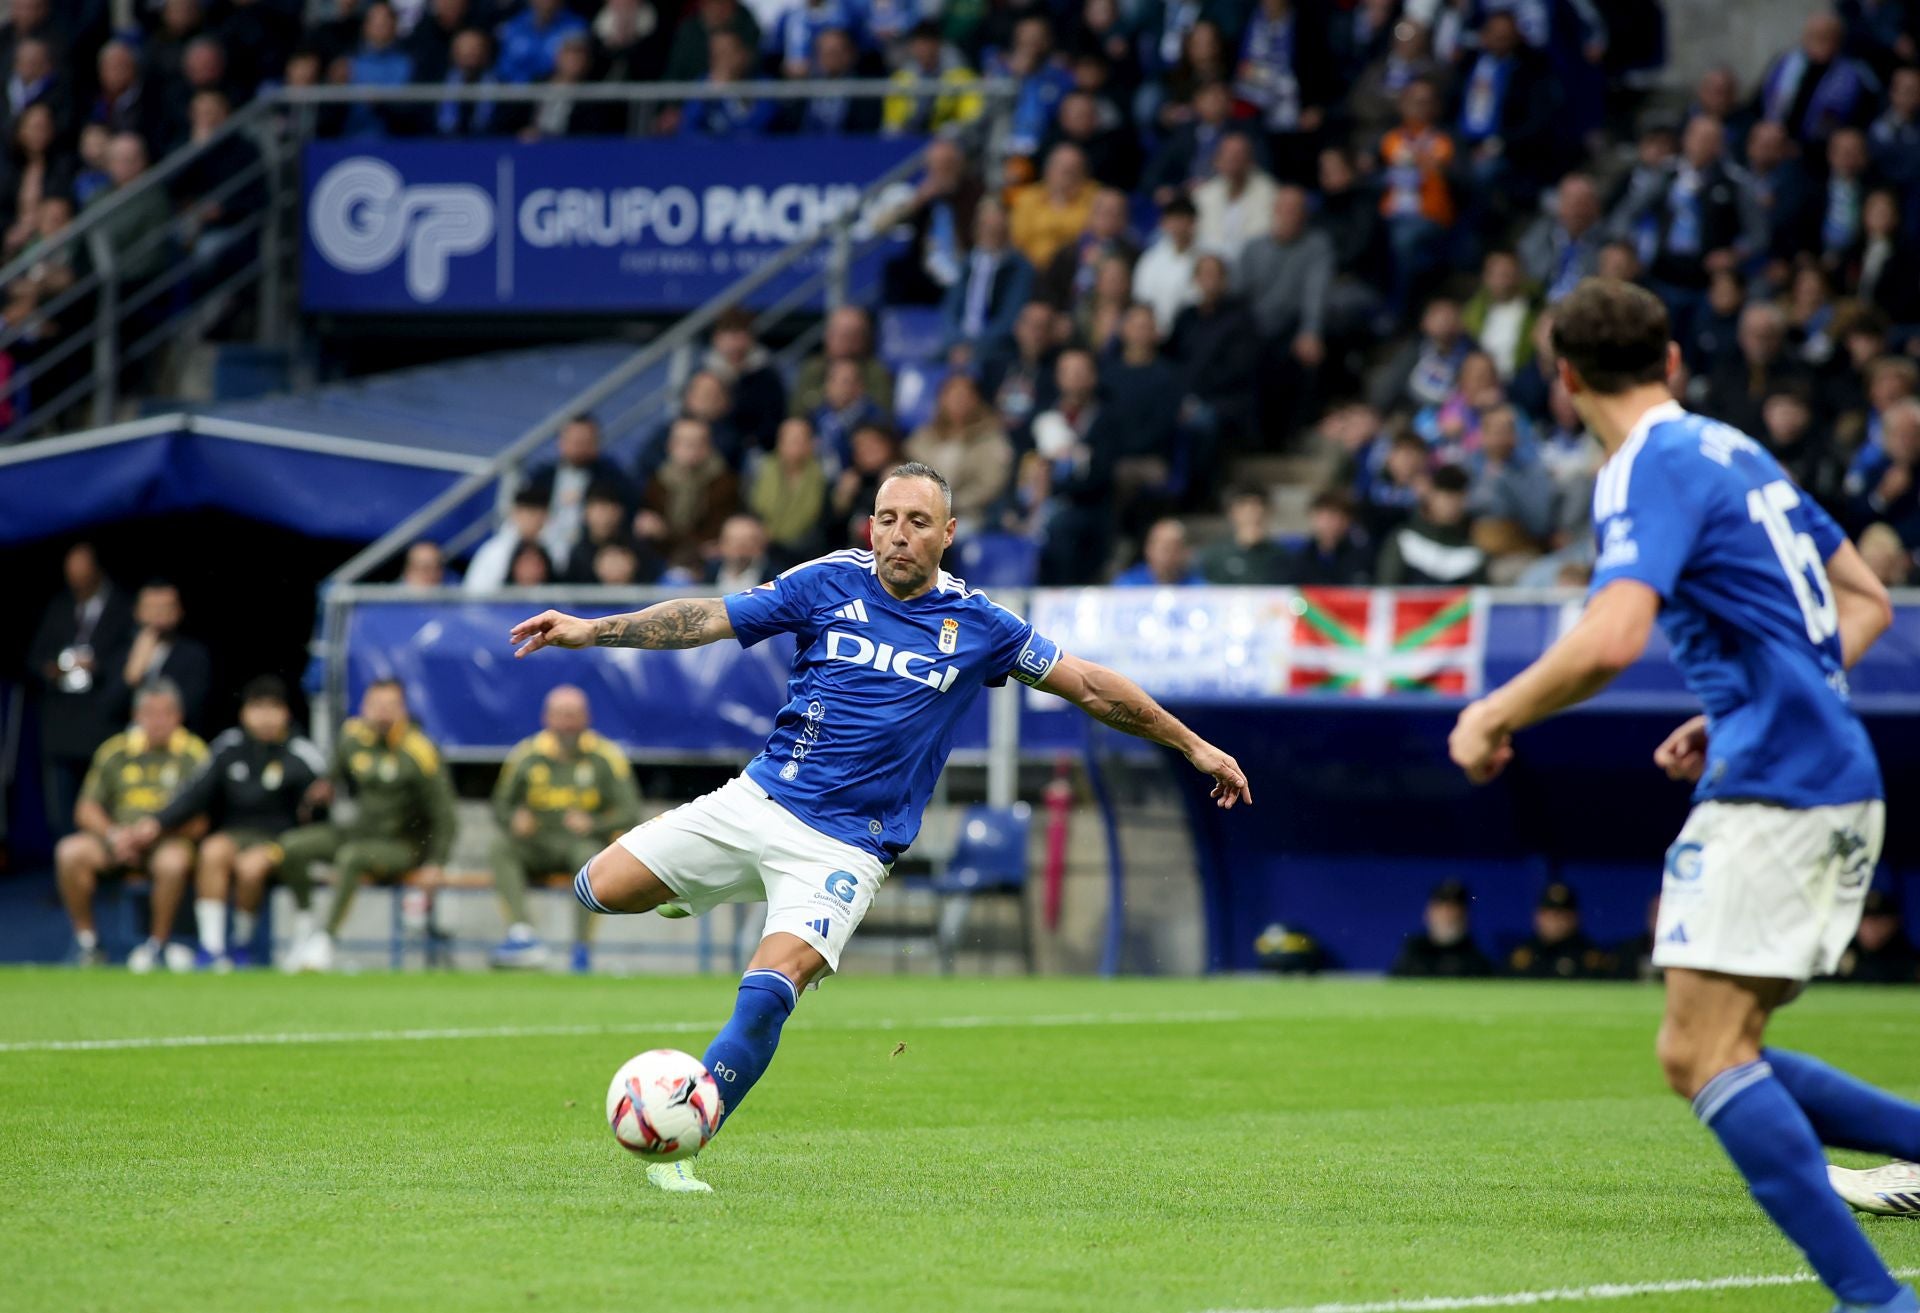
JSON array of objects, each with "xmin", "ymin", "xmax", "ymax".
[{"xmin": 42, "ymin": 753, "xmax": 89, "ymax": 836}]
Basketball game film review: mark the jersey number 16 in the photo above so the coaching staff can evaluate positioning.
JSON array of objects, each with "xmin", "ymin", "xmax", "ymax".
[{"xmin": 1747, "ymin": 479, "xmax": 1839, "ymax": 645}]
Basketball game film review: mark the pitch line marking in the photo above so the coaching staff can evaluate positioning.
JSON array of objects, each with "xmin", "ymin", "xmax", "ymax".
[
  {"xmin": 0, "ymin": 1009, "xmax": 1249, "ymax": 1055},
  {"xmin": 1199, "ymin": 1267, "xmax": 1920, "ymax": 1312}
]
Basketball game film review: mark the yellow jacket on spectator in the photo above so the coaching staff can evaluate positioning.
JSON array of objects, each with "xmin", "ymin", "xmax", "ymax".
[
  {"xmin": 1008, "ymin": 181, "xmax": 1094, "ymax": 271},
  {"xmin": 882, "ymin": 66, "xmax": 983, "ymax": 135},
  {"xmin": 80, "ymin": 725, "xmax": 208, "ymax": 825}
]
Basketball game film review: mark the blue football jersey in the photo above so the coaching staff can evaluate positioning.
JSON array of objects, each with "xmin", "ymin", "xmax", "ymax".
[
  {"xmin": 724, "ymin": 549, "xmax": 1063, "ymax": 858},
  {"xmin": 1589, "ymin": 400, "xmax": 1882, "ymax": 808}
]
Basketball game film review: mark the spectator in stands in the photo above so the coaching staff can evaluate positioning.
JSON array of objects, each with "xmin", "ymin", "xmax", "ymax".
[
  {"xmin": 91, "ymin": 40, "xmax": 167, "ymax": 158},
  {"xmin": 1073, "ymin": 252, "xmax": 1135, "ymax": 356},
  {"xmin": 1595, "ymin": 238, "xmax": 1643, "ymax": 284},
  {"xmin": 1413, "ymin": 349, "xmax": 1503, "ymax": 464},
  {"xmin": 1869, "ymin": 65, "xmax": 1920, "ymax": 196},
  {"xmin": 405, "ymin": 0, "xmax": 470, "ymax": 81},
  {"xmin": 751, "ymin": 417, "xmax": 830, "ymax": 559},
  {"xmin": 117, "ymin": 580, "xmax": 212, "ymax": 734},
  {"xmin": 643, "ymin": 418, "xmax": 738, "ymax": 567},
  {"xmin": 5, "ymin": 38, "xmax": 68, "ymax": 140},
  {"xmin": 702, "ymin": 309, "xmax": 785, "ymax": 453},
  {"xmin": 1315, "ymin": 145, "xmax": 1387, "ymax": 332},
  {"xmin": 1377, "ymin": 77, "xmax": 1457, "ymax": 316},
  {"xmin": 1810, "ymin": 127, "xmax": 1876, "ymax": 269},
  {"xmin": 176, "ymin": 91, "xmax": 268, "ymax": 280},
  {"xmin": 1114, "ymin": 517, "xmax": 1201, "ymax": 586},
  {"xmin": 1199, "ymin": 486, "xmax": 1283, "ymax": 584},
  {"xmin": 29, "ymin": 543, "xmax": 134, "ymax": 842},
  {"xmin": 881, "ymin": 136, "xmax": 981, "ymax": 306},
  {"xmin": 1040, "ymin": 89, "xmax": 1137, "ymax": 193},
  {"xmin": 343, "ymin": 5, "xmax": 415, "ymax": 138},
  {"xmin": 666, "ymin": 0, "xmax": 759, "ymax": 83},
  {"xmin": 1372, "ymin": 295, "xmax": 1472, "ymax": 415},
  {"xmin": 1619, "ymin": 115, "xmax": 1759, "ymax": 329},
  {"xmin": 1010, "ymin": 143, "xmax": 1096, "ymax": 272},
  {"xmin": 1282, "ymin": 488, "xmax": 1372, "ymax": 585},
  {"xmin": 0, "ymin": 104, "xmax": 70, "ymax": 260},
  {"xmin": 488, "ymin": 684, "xmax": 640, "ymax": 972},
  {"xmin": 905, "ymin": 373, "xmax": 1013, "ymax": 531},
  {"xmin": 1239, "ymin": 184, "xmax": 1333, "ymax": 442},
  {"xmin": 1142, "ymin": 79, "xmax": 1243, "ymax": 209},
  {"xmin": 1466, "ymin": 405, "xmax": 1555, "ymax": 568},
  {"xmin": 1390, "ymin": 879, "xmax": 1494, "ymax": 978},
  {"xmin": 400, "ymin": 540, "xmax": 449, "ymax": 587},
  {"xmin": 1462, "ymin": 250, "xmax": 1538, "ymax": 384},
  {"xmin": 1039, "ymin": 186, "xmax": 1135, "ymax": 312},
  {"xmin": 1760, "ymin": 385, "xmax": 1845, "ymax": 514},
  {"xmin": 1859, "ymin": 521, "xmax": 1915, "ymax": 585},
  {"xmin": 1376, "ymin": 463, "xmax": 1486, "ymax": 586},
  {"xmin": 1133, "ymin": 196, "xmax": 1199, "ymax": 341},
  {"xmin": 883, "ymin": 22, "xmax": 983, "ymax": 138},
  {"xmin": 1786, "ymin": 264, "xmax": 1839, "ymax": 367},
  {"xmin": 701, "ymin": 513, "xmax": 774, "ymax": 591},
  {"xmin": 1193, "ymin": 131, "xmax": 1278, "ymax": 265},
  {"xmin": 1149, "ymin": 19, "xmax": 1233, "ymax": 137},
  {"xmin": 1347, "ymin": 17, "xmax": 1448, "ymax": 152},
  {"xmin": 677, "ymin": 29, "xmax": 773, "ymax": 136},
  {"xmin": 1026, "ymin": 348, "xmax": 1118, "ymax": 584},
  {"xmin": 788, "ymin": 27, "xmax": 881, "ymax": 135},
  {"xmin": 1609, "ymin": 896, "xmax": 1664, "ymax": 983},
  {"xmin": 136, "ymin": 675, "xmax": 327, "ymax": 968},
  {"xmin": 1757, "ymin": 12, "xmax": 1882, "ymax": 149},
  {"xmin": 523, "ymin": 33, "xmax": 623, "ymax": 138},
  {"xmin": 56, "ymin": 680, "xmax": 207, "ymax": 970},
  {"xmin": 310, "ymin": 0, "xmax": 365, "ymax": 64},
  {"xmin": 509, "ymin": 540, "xmax": 555, "ymax": 586},
  {"xmin": 1518, "ymin": 173, "xmax": 1604, "ymax": 306},
  {"xmin": 495, "ymin": 0, "xmax": 586, "ymax": 83},
  {"xmin": 1743, "ymin": 120, "xmax": 1818, "ymax": 270},
  {"xmin": 526, "ymin": 414, "xmax": 633, "ymax": 556},
  {"xmin": 1703, "ymin": 301, "xmax": 1808, "ymax": 438},
  {"xmin": 465, "ymin": 485, "xmax": 551, "ymax": 592},
  {"xmin": 1690, "ymin": 67, "xmax": 1753, "ymax": 157},
  {"xmin": 1167, "ymin": 252, "xmax": 1258, "ymax": 461},
  {"xmin": 1828, "ymin": 889, "xmax": 1920, "ymax": 984},
  {"xmin": 1103, "ymin": 301, "xmax": 1183, "ymax": 513},
  {"xmin": 790, "ymin": 304, "xmax": 893, "ymax": 419},
  {"xmin": 590, "ymin": 541, "xmax": 642, "ymax": 584},
  {"xmin": 991, "ymin": 14, "xmax": 1073, "ymax": 163},
  {"xmin": 432, "ymin": 29, "xmax": 515, "ymax": 137},
  {"xmin": 1847, "ymin": 397, "xmax": 1920, "ymax": 543},
  {"xmin": 0, "ymin": 0, "xmax": 63, "ymax": 73},
  {"xmin": 593, "ymin": 0, "xmax": 671, "ymax": 84},
  {"xmin": 1854, "ymin": 189, "xmax": 1920, "ymax": 328},
  {"xmin": 1685, "ymin": 268, "xmax": 1748, "ymax": 376},
  {"xmin": 562, "ymin": 480, "xmax": 660, "ymax": 584},
  {"xmin": 1507, "ymin": 881, "xmax": 1607, "ymax": 980},
  {"xmin": 825, "ymin": 422, "xmax": 902, "ymax": 549},
  {"xmin": 811, "ymin": 358, "xmax": 887, "ymax": 471},
  {"xmin": 1346, "ymin": 423, "xmax": 1426, "ymax": 541},
  {"xmin": 1451, "ymin": 11, "xmax": 1555, "ymax": 229},
  {"xmin": 941, "ymin": 198, "xmax": 1033, "ymax": 366},
  {"xmin": 1233, "ymin": 0, "xmax": 1329, "ymax": 185},
  {"xmin": 280, "ymin": 679, "xmax": 456, "ymax": 972}
]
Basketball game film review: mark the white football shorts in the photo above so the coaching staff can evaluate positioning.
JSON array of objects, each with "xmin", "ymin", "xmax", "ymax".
[
  {"xmin": 615, "ymin": 775, "xmax": 889, "ymax": 973},
  {"xmin": 1652, "ymin": 799, "xmax": 1885, "ymax": 981}
]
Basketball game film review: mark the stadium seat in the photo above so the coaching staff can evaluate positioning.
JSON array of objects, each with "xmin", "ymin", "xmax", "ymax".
[
  {"xmin": 877, "ymin": 307, "xmax": 946, "ymax": 368},
  {"xmin": 952, "ymin": 533, "xmax": 1039, "ymax": 589},
  {"xmin": 933, "ymin": 803, "xmax": 1034, "ymax": 974},
  {"xmin": 890, "ymin": 362, "xmax": 947, "ymax": 434}
]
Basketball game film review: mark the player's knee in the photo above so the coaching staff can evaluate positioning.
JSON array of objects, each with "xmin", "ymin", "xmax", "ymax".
[
  {"xmin": 1655, "ymin": 1022, "xmax": 1712, "ymax": 1098},
  {"xmin": 149, "ymin": 841, "xmax": 192, "ymax": 883},
  {"xmin": 234, "ymin": 851, "xmax": 275, "ymax": 886},
  {"xmin": 198, "ymin": 832, "xmax": 238, "ymax": 867},
  {"xmin": 576, "ymin": 848, "xmax": 671, "ymax": 915},
  {"xmin": 54, "ymin": 834, "xmax": 99, "ymax": 877}
]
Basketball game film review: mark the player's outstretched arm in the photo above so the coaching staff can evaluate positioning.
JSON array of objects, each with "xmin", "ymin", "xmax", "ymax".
[
  {"xmin": 1450, "ymin": 580, "xmax": 1661, "ymax": 784},
  {"xmin": 1826, "ymin": 538, "xmax": 1895, "ymax": 670},
  {"xmin": 1038, "ymin": 653, "xmax": 1251, "ymax": 808},
  {"xmin": 510, "ymin": 599, "xmax": 735, "ymax": 658}
]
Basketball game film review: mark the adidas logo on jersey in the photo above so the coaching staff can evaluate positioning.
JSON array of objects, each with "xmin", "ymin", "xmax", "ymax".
[
  {"xmin": 832, "ymin": 599, "xmax": 871, "ymax": 623},
  {"xmin": 824, "ymin": 630, "xmax": 961, "ymax": 693}
]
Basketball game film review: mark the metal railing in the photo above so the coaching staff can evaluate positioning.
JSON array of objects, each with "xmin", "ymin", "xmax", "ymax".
[{"xmin": 2, "ymin": 77, "xmax": 1009, "ymax": 446}]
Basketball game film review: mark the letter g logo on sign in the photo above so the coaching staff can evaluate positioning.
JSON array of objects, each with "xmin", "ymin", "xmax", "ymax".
[{"xmin": 309, "ymin": 157, "xmax": 493, "ymax": 303}]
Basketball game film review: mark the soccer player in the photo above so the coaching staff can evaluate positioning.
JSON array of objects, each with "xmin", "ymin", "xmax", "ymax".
[
  {"xmin": 1448, "ymin": 279, "xmax": 1918, "ymax": 1313},
  {"xmin": 510, "ymin": 461, "xmax": 1250, "ymax": 1193}
]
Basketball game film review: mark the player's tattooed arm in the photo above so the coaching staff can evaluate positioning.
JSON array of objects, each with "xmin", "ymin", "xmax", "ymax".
[
  {"xmin": 510, "ymin": 600, "xmax": 735, "ymax": 657},
  {"xmin": 1039, "ymin": 654, "xmax": 1252, "ymax": 808}
]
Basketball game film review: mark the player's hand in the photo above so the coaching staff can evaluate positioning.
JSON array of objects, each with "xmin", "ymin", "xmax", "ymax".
[
  {"xmin": 511, "ymin": 610, "xmax": 596, "ymax": 657},
  {"xmin": 1653, "ymin": 714, "xmax": 1710, "ymax": 782},
  {"xmin": 1187, "ymin": 742, "xmax": 1251, "ymax": 809},
  {"xmin": 562, "ymin": 809, "xmax": 595, "ymax": 835},
  {"xmin": 511, "ymin": 807, "xmax": 539, "ymax": 838},
  {"xmin": 1449, "ymin": 699, "xmax": 1515, "ymax": 784},
  {"xmin": 413, "ymin": 865, "xmax": 444, "ymax": 888}
]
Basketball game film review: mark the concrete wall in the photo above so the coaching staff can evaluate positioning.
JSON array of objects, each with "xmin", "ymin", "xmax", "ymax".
[{"xmin": 1658, "ymin": 0, "xmax": 1811, "ymax": 91}]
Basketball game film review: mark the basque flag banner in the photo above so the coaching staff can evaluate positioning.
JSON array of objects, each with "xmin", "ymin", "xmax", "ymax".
[{"xmin": 1284, "ymin": 588, "xmax": 1484, "ymax": 697}]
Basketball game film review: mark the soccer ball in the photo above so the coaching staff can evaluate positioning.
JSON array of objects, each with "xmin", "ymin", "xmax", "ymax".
[{"xmin": 606, "ymin": 1049, "xmax": 721, "ymax": 1161}]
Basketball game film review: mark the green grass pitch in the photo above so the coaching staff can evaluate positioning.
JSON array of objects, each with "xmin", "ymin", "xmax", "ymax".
[{"xmin": 4, "ymin": 972, "xmax": 1918, "ymax": 1313}]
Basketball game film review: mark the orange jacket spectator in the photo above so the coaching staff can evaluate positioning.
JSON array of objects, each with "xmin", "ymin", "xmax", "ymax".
[
  {"xmin": 1009, "ymin": 143, "xmax": 1096, "ymax": 270},
  {"xmin": 1378, "ymin": 81, "xmax": 1457, "ymax": 228}
]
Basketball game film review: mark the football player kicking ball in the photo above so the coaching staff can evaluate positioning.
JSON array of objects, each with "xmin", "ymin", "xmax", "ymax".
[
  {"xmin": 511, "ymin": 461, "xmax": 1250, "ymax": 1193},
  {"xmin": 1450, "ymin": 280, "xmax": 1917, "ymax": 1313}
]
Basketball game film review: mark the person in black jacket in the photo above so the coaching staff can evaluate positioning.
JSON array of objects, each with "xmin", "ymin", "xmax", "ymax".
[
  {"xmin": 1614, "ymin": 115, "xmax": 1759, "ymax": 314},
  {"xmin": 1391, "ymin": 879, "xmax": 1495, "ymax": 978},
  {"xmin": 28, "ymin": 542, "xmax": 134, "ymax": 838},
  {"xmin": 116, "ymin": 581, "xmax": 213, "ymax": 735},
  {"xmin": 1167, "ymin": 253, "xmax": 1258, "ymax": 460},
  {"xmin": 1828, "ymin": 890, "xmax": 1920, "ymax": 985},
  {"xmin": 1028, "ymin": 348, "xmax": 1119, "ymax": 584},
  {"xmin": 1280, "ymin": 488, "xmax": 1373, "ymax": 585},
  {"xmin": 129, "ymin": 676, "xmax": 329, "ymax": 968},
  {"xmin": 1507, "ymin": 882, "xmax": 1608, "ymax": 980}
]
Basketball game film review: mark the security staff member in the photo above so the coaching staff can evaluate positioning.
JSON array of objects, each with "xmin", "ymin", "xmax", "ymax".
[
  {"xmin": 490, "ymin": 685, "xmax": 641, "ymax": 972},
  {"xmin": 1507, "ymin": 881, "xmax": 1608, "ymax": 980},
  {"xmin": 279, "ymin": 679, "xmax": 456, "ymax": 972}
]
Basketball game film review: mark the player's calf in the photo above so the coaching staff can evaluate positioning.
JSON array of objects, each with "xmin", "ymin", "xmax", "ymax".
[
  {"xmin": 194, "ymin": 833, "xmax": 239, "ymax": 965},
  {"xmin": 54, "ymin": 833, "xmax": 107, "ymax": 963}
]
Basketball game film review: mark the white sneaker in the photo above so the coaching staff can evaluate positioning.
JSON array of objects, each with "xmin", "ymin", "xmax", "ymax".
[
  {"xmin": 646, "ymin": 1161, "xmax": 713, "ymax": 1193},
  {"xmin": 1830, "ymin": 1162, "xmax": 1920, "ymax": 1216},
  {"xmin": 126, "ymin": 938, "xmax": 161, "ymax": 974},
  {"xmin": 163, "ymin": 942, "xmax": 195, "ymax": 974},
  {"xmin": 300, "ymin": 931, "xmax": 336, "ymax": 973}
]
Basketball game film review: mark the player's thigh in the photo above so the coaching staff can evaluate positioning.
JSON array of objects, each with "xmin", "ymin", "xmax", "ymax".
[
  {"xmin": 337, "ymin": 838, "xmax": 416, "ymax": 882},
  {"xmin": 197, "ymin": 831, "xmax": 240, "ymax": 870},
  {"xmin": 232, "ymin": 837, "xmax": 283, "ymax": 883},
  {"xmin": 55, "ymin": 831, "xmax": 112, "ymax": 874},
  {"xmin": 1658, "ymin": 967, "xmax": 1794, "ymax": 1096},
  {"xmin": 605, "ymin": 780, "xmax": 767, "ymax": 915},
  {"xmin": 759, "ymin": 827, "xmax": 887, "ymax": 978},
  {"xmin": 146, "ymin": 836, "xmax": 196, "ymax": 881},
  {"xmin": 276, "ymin": 823, "xmax": 338, "ymax": 866}
]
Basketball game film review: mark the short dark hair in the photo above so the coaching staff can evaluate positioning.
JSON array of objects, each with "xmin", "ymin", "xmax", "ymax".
[
  {"xmin": 881, "ymin": 460, "xmax": 953, "ymax": 515},
  {"xmin": 241, "ymin": 674, "xmax": 290, "ymax": 706},
  {"xmin": 1162, "ymin": 195, "xmax": 1197, "ymax": 220},
  {"xmin": 1431, "ymin": 463, "xmax": 1471, "ymax": 494},
  {"xmin": 366, "ymin": 677, "xmax": 407, "ymax": 698},
  {"xmin": 1550, "ymin": 279, "xmax": 1671, "ymax": 395},
  {"xmin": 1310, "ymin": 488, "xmax": 1356, "ymax": 516},
  {"xmin": 1225, "ymin": 484, "xmax": 1267, "ymax": 508},
  {"xmin": 512, "ymin": 485, "xmax": 549, "ymax": 510}
]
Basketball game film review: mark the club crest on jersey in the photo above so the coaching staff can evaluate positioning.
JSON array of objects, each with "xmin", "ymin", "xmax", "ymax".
[
  {"xmin": 938, "ymin": 618, "xmax": 959, "ymax": 655},
  {"xmin": 824, "ymin": 630, "xmax": 961, "ymax": 693}
]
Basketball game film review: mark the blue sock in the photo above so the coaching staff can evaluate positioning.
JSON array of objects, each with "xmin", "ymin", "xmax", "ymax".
[
  {"xmin": 1765, "ymin": 1048, "xmax": 1920, "ymax": 1160},
  {"xmin": 1694, "ymin": 1060, "xmax": 1899, "ymax": 1307},
  {"xmin": 700, "ymin": 969, "xmax": 798, "ymax": 1131}
]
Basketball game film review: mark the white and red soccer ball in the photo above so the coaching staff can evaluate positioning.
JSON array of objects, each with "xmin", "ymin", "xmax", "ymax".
[{"xmin": 605, "ymin": 1049, "xmax": 721, "ymax": 1162}]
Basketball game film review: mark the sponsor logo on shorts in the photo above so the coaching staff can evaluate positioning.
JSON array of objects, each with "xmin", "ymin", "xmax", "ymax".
[
  {"xmin": 1829, "ymin": 828, "xmax": 1873, "ymax": 888},
  {"xmin": 825, "ymin": 871, "xmax": 858, "ymax": 903},
  {"xmin": 1664, "ymin": 840, "xmax": 1704, "ymax": 883}
]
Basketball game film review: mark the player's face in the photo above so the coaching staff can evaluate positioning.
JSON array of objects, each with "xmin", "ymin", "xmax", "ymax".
[
  {"xmin": 241, "ymin": 698, "xmax": 290, "ymax": 742},
  {"xmin": 136, "ymin": 694, "xmax": 182, "ymax": 744},
  {"xmin": 544, "ymin": 690, "xmax": 589, "ymax": 740},
  {"xmin": 362, "ymin": 686, "xmax": 407, "ymax": 734},
  {"xmin": 870, "ymin": 477, "xmax": 955, "ymax": 598}
]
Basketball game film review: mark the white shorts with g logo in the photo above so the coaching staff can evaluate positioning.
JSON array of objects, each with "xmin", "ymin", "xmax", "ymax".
[
  {"xmin": 1653, "ymin": 799, "xmax": 1885, "ymax": 982},
  {"xmin": 615, "ymin": 775, "xmax": 889, "ymax": 973}
]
